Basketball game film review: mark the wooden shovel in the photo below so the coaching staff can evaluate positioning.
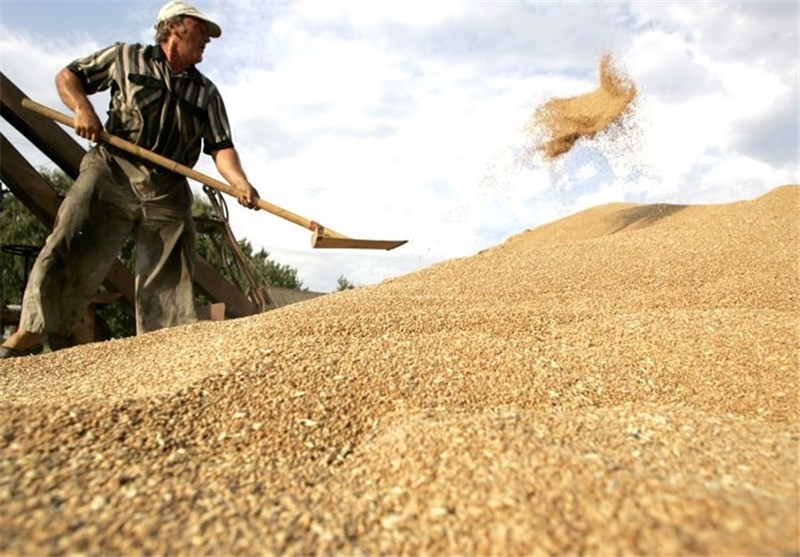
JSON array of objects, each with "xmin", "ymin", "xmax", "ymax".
[{"xmin": 21, "ymin": 98, "xmax": 407, "ymax": 251}]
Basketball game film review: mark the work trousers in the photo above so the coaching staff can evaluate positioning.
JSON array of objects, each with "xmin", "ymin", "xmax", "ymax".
[{"xmin": 20, "ymin": 146, "xmax": 198, "ymax": 337}]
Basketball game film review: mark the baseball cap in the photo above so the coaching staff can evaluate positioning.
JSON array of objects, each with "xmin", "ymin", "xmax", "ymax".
[{"xmin": 156, "ymin": 1, "xmax": 221, "ymax": 38}]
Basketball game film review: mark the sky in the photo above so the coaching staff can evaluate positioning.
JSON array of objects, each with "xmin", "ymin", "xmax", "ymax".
[{"xmin": 1, "ymin": 0, "xmax": 798, "ymax": 293}]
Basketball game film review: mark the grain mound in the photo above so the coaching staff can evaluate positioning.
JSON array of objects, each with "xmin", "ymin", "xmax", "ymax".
[
  {"xmin": 1, "ymin": 185, "xmax": 798, "ymax": 556},
  {"xmin": 530, "ymin": 53, "xmax": 637, "ymax": 159}
]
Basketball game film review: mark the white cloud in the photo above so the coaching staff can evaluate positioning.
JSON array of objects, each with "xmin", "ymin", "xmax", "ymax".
[
  {"xmin": 0, "ymin": 28, "xmax": 99, "ymax": 105},
  {"xmin": 291, "ymin": 0, "xmax": 464, "ymax": 27},
  {"xmin": 696, "ymin": 155, "xmax": 797, "ymax": 202}
]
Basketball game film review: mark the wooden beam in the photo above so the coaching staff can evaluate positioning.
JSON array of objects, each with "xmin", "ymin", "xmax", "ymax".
[
  {"xmin": 0, "ymin": 133, "xmax": 61, "ymax": 226},
  {"xmin": 193, "ymin": 259, "xmax": 256, "ymax": 318},
  {"xmin": 0, "ymin": 133, "xmax": 136, "ymax": 309},
  {"xmin": 0, "ymin": 73, "xmax": 87, "ymax": 179}
]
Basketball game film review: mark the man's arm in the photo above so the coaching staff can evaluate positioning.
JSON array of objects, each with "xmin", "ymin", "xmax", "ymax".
[
  {"xmin": 211, "ymin": 147, "xmax": 260, "ymax": 210},
  {"xmin": 55, "ymin": 68, "xmax": 103, "ymax": 142}
]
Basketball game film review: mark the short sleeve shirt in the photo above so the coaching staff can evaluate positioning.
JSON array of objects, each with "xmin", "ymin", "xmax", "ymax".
[{"xmin": 67, "ymin": 42, "xmax": 233, "ymax": 168}]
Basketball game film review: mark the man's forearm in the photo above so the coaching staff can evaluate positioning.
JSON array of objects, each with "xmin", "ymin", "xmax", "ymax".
[
  {"xmin": 212, "ymin": 147, "xmax": 260, "ymax": 209},
  {"xmin": 213, "ymin": 147, "xmax": 249, "ymax": 187},
  {"xmin": 56, "ymin": 68, "xmax": 92, "ymax": 113},
  {"xmin": 55, "ymin": 68, "xmax": 103, "ymax": 141}
]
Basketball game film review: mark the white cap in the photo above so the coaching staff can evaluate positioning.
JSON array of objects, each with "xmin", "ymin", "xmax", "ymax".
[{"xmin": 156, "ymin": 1, "xmax": 221, "ymax": 38}]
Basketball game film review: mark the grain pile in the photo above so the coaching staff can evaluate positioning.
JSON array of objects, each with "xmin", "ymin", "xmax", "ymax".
[
  {"xmin": 530, "ymin": 53, "xmax": 637, "ymax": 159},
  {"xmin": 1, "ymin": 185, "xmax": 798, "ymax": 556}
]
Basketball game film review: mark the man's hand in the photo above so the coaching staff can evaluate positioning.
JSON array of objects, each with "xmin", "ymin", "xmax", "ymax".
[
  {"xmin": 236, "ymin": 182, "xmax": 260, "ymax": 210},
  {"xmin": 73, "ymin": 105, "xmax": 103, "ymax": 142},
  {"xmin": 211, "ymin": 147, "xmax": 260, "ymax": 210}
]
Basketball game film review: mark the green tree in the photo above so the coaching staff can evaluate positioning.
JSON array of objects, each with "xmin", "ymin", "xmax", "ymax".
[
  {"xmin": 0, "ymin": 170, "xmax": 70, "ymax": 307},
  {"xmin": 240, "ymin": 238, "xmax": 303, "ymax": 289},
  {"xmin": 192, "ymin": 191, "xmax": 304, "ymax": 291},
  {"xmin": 336, "ymin": 274, "xmax": 356, "ymax": 291}
]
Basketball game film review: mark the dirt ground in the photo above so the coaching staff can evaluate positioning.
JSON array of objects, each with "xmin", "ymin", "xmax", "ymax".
[{"xmin": 1, "ymin": 185, "xmax": 797, "ymax": 556}]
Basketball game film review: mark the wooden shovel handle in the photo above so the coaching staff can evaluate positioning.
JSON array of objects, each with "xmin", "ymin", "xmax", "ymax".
[{"xmin": 20, "ymin": 97, "xmax": 347, "ymax": 238}]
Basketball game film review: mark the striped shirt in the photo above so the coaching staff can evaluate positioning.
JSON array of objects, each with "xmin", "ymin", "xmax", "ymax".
[{"xmin": 67, "ymin": 42, "xmax": 233, "ymax": 168}]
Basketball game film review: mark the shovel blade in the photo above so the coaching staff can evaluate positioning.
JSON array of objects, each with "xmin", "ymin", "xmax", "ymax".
[{"xmin": 312, "ymin": 235, "xmax": 407, "ymax": 251}]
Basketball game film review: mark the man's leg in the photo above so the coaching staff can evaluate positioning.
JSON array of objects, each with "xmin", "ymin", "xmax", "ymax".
[
  {"xmin": 11, "ymin": 150, "xmax": 134, "ymax": 349},
  {"xmin": 133, "ymin": 184, "xmax": 198, "ymax": 334}
]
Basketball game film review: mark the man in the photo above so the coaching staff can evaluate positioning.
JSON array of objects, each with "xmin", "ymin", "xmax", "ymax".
[{"xmin": 0, "ymin": 1, "xmax": 259, "ymax": 358}]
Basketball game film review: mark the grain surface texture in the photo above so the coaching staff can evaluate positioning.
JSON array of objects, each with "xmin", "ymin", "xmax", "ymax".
[{"xmin": 1, "ymin": 185, "xmax": 798, "ymax": 556}]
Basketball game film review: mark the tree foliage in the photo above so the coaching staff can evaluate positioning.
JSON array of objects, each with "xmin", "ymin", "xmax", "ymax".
[
  {"xmin": 192, "ymin": 192, "xmax": 303, "ymax": 291},
  {"xmin": 0, "ymin": 169, "xmax": 69, "ymax": 307},
  {"xmin": 336, "ymin": 275, "xmax": 356, "ymax": 291}
]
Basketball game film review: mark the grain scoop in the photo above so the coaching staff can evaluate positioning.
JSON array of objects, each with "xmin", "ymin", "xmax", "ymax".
[{"xmin": 21, "ymin": 98, "xmax": 407, "ymax": 251}]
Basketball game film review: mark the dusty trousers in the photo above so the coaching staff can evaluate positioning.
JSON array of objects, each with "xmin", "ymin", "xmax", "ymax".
[{"xmin": 20, "ymin": 146, "xmax": 198, "ymax": 337}]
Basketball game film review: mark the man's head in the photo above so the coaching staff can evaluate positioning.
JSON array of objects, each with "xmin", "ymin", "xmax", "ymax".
[
  {"xmin": 155, "ymin": 1, "xmax": 221, "ymax": 42},
  {"xmin": 155, "ymin": 1, "xmax": 220, "ymax": 70}
]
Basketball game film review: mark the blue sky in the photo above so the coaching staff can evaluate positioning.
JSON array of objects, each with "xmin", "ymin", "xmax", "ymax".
[{"xmin": 1, "ymin": 1, "xmax": 798, "ymax": 292}]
